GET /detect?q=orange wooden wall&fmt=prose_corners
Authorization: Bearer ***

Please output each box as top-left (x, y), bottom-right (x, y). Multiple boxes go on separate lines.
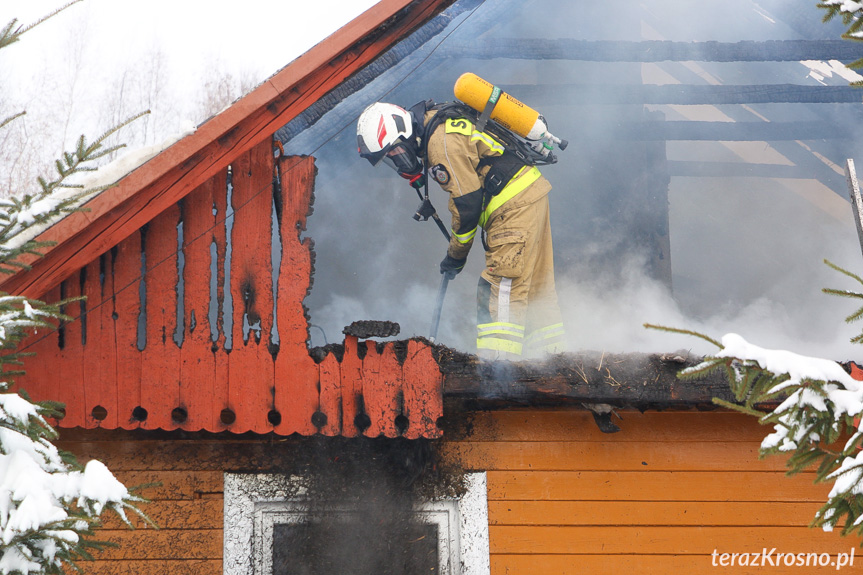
top-left (60, 409), bottom-right (858, 575)
top-left (444, 410), bottom-right (855, 575)
top-left (14, 141), bottom-right (442, 438)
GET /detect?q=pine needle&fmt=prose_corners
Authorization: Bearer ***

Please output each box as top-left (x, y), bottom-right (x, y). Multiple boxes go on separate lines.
top-left (643, 323), bottom-right (722, 349)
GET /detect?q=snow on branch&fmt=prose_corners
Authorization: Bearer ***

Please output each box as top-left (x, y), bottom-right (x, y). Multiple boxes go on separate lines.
top-left (649, 258), bottom-right (863, 537)
top-left (0, 6), bottom-right (154, 574)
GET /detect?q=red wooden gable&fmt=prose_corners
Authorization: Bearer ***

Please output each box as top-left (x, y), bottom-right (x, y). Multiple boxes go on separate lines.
top-left (15, 140), bottom-right (442, 437)
top-left (1, 1), bottom-right (458, 438)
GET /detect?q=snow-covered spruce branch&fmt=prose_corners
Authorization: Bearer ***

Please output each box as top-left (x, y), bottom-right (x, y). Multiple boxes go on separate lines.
top-left (646, 321), bottom-right (863, 537)
top-left (1, 6), bottom-right (153, 574)
top-left (0, 287), bottom-right (151, 575)
top-left (819, 1), bottom-right (863, 71)
top-left (0, 109), bottom-right (149, 274)
top-left (0, 392), bottom-right (152, 575)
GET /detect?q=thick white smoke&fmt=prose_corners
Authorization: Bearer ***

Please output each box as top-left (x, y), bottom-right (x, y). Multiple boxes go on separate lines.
top-left (299, 0), bottom-right (863, 363)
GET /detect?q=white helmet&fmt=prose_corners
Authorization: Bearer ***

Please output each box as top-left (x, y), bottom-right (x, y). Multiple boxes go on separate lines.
top-left (357, 102), bottom-right (423, 183)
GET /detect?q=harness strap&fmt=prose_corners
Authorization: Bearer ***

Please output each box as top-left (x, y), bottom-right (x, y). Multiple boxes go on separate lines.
top-left (478, 150), bottom-right (526, 198)
top-left (476, 85), bottom-right (502, 133)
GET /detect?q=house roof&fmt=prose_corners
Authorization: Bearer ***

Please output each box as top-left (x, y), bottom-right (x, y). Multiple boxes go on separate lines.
top-left (6, 0), bottom-right (824, 439)
top-left (0, 0), bottom-right (456, 300)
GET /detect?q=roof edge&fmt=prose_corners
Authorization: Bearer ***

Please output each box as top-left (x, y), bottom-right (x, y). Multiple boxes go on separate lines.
top-left (438, 348), bottom-right (763, 410)
top-left (1, 0), bottom-right (456, 298)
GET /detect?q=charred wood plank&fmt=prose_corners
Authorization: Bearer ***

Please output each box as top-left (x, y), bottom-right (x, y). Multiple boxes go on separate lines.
top-left (667, 161), bottom-right (820, 179)
top-left (446, 38), bottom-right (860, 62)
top-left (666, 158), bottom-right (846, 197)
top-left (503, 84), bottom-right (863, 106)
top-left (273, 156), bottom-right (319, 436)
top-left (227, 140), bottom-right (276, 434)
top-left (437, 348), bottom-right (741, 410)
top-left (613, 120), bottom-right (852, 141)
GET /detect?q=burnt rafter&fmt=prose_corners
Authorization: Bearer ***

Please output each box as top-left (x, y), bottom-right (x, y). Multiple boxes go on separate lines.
top-left (667, 161), bottom-right (822, 179)
top-left (611, 120), bottom-right (853, 141)
top-left (445, 38), bottom-right (861, 62)
top-left (503, 84), bottom-right (863, 106)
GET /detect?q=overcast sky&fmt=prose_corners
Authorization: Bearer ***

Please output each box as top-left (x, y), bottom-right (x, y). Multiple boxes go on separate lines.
top-left (4, 1), bottom-right (378, 85)
top-left (0, 0), bottom-right (380, 196)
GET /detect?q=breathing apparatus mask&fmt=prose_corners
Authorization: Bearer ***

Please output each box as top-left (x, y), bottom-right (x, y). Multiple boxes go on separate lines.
top-left (362, 136), bottom-right (425, 188)
top-left (357, 101), bottom-right (453, 239)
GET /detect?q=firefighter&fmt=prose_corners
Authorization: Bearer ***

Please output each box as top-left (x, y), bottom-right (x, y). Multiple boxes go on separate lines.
top-left (356, 101), bottom-right (566, 360)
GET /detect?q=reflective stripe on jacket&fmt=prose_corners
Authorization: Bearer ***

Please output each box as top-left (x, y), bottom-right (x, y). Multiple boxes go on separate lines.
top-left (424, 114), bottom-right (549, 262)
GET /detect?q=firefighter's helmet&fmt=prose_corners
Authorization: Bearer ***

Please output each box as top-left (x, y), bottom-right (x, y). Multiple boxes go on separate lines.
top-left (357, 102), bottom-right (423, 181)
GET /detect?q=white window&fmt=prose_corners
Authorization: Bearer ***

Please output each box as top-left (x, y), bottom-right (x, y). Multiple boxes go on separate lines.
top-left (224, 472), bottom-right (489, 575)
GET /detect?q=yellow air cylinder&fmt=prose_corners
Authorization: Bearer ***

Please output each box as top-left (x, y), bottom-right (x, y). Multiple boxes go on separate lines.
top-left (453, 72), bottom-right (548, 140)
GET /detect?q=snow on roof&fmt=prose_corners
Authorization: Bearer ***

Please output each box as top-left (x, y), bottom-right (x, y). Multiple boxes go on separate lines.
top-left (3, 123), bottom-right (196, 256)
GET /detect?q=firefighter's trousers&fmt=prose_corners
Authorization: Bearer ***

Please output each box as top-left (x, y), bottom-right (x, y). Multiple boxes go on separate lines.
top-left (476, 193), bottom-right (565, 359)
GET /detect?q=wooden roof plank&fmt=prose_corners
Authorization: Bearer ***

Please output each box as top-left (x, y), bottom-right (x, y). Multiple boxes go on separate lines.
top-left (140, 204), bottom-right (182, 431)
top-left (340, 335), bottom-right (363, 437)
top-left (273, 155), bottom-right (318, 436)
top-left (13, 285), bottom-right (61, 412)
top-left (83, 257), bottom-right (116, 428)
top-left (58, 274), bottom-right (86, 428)
top-left (112, 231), bottom-right (143, 430)
top-left (97, 253), bottom-right (120, 429)
top-left (362, 342), bottom-right (402, 438)
top-left (179, 176), bottom-right (223, 432)
top-left (226, 139), bottom-right (277, 434)
top-left (402, 340), bottom-right (443, 439)
top-left (211, 173), bottom-right (231, 430)
top-left (317, 353), bottom-right (342, 436)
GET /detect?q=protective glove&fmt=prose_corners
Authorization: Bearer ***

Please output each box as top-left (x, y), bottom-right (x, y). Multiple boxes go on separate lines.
top-left (440, 254), bottom-right (466, 279)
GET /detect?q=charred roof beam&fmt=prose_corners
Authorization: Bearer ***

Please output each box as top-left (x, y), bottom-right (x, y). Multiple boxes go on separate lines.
top-left (612, 120), bottom-right (852, 141)
top-left (502, 84), bottom-right (863, 106)
top-left (446, 38), bottom-right (861, 62)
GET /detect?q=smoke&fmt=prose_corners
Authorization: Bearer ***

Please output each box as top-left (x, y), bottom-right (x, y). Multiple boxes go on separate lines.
top-left (294, 0), bottom-right (863, 362)
top-left (556, 246), bottom-right (863, 359)
top-left (270, 437), bottom-right (465, 575)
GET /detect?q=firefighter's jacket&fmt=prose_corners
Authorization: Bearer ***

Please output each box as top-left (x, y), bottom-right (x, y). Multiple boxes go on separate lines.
top-left (423, 113), bottom-right (552, 261)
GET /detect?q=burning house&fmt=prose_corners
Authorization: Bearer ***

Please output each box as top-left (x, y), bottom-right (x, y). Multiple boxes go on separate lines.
top-left (6, 0), bottom-right (863, 573)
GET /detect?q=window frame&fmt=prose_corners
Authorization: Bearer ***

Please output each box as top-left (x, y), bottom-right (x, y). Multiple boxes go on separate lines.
top-left (223, 471), bottom-right (490, 575)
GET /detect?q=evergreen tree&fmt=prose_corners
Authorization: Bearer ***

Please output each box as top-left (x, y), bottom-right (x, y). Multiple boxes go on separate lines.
top-left (0, 4), bottom-right (150, 574)
top-left (819, 0), bottom-right (863, 72)
top-left (648, 260), bottom-right (863, 538)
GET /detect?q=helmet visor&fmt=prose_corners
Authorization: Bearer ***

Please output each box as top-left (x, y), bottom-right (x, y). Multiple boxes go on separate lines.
top-left (380, 141), bottom-right (422, 178)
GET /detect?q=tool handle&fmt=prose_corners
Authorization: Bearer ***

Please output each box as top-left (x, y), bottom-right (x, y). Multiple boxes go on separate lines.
top-left (432, 213), bottom-right (451, 241)
top-left (429, 272), bottom-right (450, 343)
